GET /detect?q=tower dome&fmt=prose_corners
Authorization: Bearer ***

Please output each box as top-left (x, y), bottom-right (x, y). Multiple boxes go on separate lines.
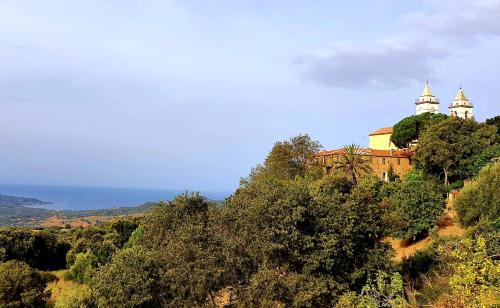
top-left (449, 87), bottom-right (474, 119)
top-left (415, 82), bottom-right (440, 115)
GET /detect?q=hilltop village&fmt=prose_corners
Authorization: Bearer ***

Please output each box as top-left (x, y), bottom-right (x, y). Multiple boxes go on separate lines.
top-left (315, 84), bottom-right (476, 181)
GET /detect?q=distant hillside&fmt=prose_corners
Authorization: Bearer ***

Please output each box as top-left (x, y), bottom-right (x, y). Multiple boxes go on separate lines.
top-left (0, 194), bottom-right (52, 206)
top-left (0, 202), bottom-right (156, 227)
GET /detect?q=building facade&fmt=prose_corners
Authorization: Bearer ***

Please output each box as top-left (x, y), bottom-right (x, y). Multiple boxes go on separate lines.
top-left (369, 127), bottom-right (397, 150)
top-left (314, 82), bottom-right (477, 181)
top-left (415, 83), bottom-right (440, 115)
top-left (449, 88), bottom-right (474, 119)
top-left (315, 148), bottom-right (413, 181)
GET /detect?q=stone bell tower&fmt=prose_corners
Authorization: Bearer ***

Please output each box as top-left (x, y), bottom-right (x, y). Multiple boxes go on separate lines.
top-left (415, 81), bottom-right (440, 115)
top-left (449, 87), bottom-right (474, 119)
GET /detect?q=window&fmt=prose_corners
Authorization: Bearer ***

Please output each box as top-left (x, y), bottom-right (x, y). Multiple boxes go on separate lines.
top-left (381, 158), bottom-right (386, 164)
top-left (465, 111), bottom-right (468, 119)
top-left (397, 158), bottom-right (401, 165)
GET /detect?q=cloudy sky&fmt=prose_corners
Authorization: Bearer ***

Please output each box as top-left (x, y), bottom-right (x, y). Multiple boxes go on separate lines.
top-left (1, 0), bottom-right (499, 192)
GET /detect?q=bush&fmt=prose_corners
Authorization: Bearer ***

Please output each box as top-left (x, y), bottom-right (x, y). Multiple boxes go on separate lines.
top-left (439, 236), bottom-right (500, 307)
top-left (455, 162), bottom-right (500, 227)
top-left (55, 284), bottom-right (95, 308)
top-left (0, 260), bottom-right (51, 307)
top-left (0, 228), bottom-right (69, 270)
top-left (68, 252), bottom-right (97, 284)
top-left (91, 247), bottom-right (168, 308)
top-left (336, 271), bottom-right (406, 308)
top-left (390, 178), bottom-right (446, 240)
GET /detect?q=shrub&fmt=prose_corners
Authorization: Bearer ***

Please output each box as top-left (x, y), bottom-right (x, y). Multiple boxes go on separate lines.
top-left (455, 162), bottom-right (500, 227)
top-left (55, 284), bottom-right (95, 308)
top-left (335, 271), bottom-right (406, 308)
top-left (0, 228), bottom-right (69, 270)
top-left (91, 247), bottom-right (168, 308)
top-left (0, 260), bottom-right (51, 307)
top-left (439, 236), bottom-right (500, 307)
top-left (390, 178), bottom-right (446, 240)
top-left (68, 252), bottom-right (97, 284)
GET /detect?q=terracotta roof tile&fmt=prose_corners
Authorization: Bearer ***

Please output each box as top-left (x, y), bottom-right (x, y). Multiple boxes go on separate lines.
top-left (369, 127), bottom-right (393, 136)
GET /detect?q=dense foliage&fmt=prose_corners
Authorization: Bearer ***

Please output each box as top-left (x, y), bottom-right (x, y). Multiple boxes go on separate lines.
top-left (455, 162), bottom-right (500, 227)
top-left (391, 112), bottom-right (447, 148)
top-left (415, 117), bottom-right (497, 185)
top-left (387, 174), bottom-right (446, 240)
top-left (1, 118), bottom-right (499, 307)
top-left (0, 260), bottom-right (53, 307)
top-left (0, 228), bottom-right (69, 270)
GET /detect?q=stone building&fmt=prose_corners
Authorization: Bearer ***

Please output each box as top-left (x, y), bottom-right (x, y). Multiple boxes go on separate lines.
top-left (315, 148), bottom-right (413, 181)
top-left (314, 82), bottom-right (477, 181)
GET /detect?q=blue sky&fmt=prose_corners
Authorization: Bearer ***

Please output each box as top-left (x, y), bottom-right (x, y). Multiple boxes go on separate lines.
top-left (1, 0), bottom-right (499, 192)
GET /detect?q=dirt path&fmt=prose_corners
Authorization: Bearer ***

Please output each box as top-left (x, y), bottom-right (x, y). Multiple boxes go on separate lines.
top-left (387, 193), bottom-right (464, 261)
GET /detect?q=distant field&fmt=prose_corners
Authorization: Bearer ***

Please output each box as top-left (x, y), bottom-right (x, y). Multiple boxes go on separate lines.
top-left (0, 202), bottom-right (153, 227)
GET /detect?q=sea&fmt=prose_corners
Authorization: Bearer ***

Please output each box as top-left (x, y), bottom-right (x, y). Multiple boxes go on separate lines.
top-left (0, 184), bottom-right (231, 211)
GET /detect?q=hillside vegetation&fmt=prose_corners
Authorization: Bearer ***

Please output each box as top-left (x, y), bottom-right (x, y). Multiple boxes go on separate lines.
top-left (0, 115), bottom-right (499, 307)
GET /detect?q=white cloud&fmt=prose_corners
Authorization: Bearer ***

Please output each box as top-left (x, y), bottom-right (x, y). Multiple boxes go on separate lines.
top-left (297, 0), bottom-right (500, 89)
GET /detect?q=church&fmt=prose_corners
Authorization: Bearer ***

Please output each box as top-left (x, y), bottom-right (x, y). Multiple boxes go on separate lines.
top-left (315, 84), bottom-right (476, 181)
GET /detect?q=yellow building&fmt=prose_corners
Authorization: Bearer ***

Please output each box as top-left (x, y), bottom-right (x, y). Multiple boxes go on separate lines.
top-left (368, 127), bottom-right (398, 150)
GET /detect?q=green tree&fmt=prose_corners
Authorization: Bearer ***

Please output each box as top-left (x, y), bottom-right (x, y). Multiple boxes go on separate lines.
top-left (0, 228), bottom-right (69, 270)
top-left (389, 176), bottom-right (445, 240)
top-left (68, 252), bottom-right (97, 284)
top-left (455, 162), bottom-right (500, 227)
top-left (333, 144), bottom-right (373, 184)
top-left (391, 113), bottom-right (447, 148)
top-left (415, 117), bottom-right (497, 185)
top-left (391, 115), bottom-right (418, 148)
top-left (138, 193), bottom-right (227, 306)
top-left (0, 260), bottom-right (51, 307)
top-left (91, 247), bottom-right (168, 308)
top-left (439, 236), bottom-right (500, 307)
top-left (485, 115), bottom-right (500, 136)
top-left (336, 271), bottom-right (406, 308)
top-left (222, 176), bottom-right (391, 305)
top-left (249, 134), bottom-right (322, 181)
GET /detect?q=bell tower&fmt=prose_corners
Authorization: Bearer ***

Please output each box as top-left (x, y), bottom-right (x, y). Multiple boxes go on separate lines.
top-left (415, 81), bottom-right (440, 115)
top-left (449, 87), bottom-right (474, 119)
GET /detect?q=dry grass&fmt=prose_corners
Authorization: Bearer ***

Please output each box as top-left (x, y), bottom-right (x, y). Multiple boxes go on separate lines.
top-left (387, 197), bottom-right (464, 262)
top-left (39, 213), bottom-right (143, 228)
top-left (46, 270), bottom-right (80, 306)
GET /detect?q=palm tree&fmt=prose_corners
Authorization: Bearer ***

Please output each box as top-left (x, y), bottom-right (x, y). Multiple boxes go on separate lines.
top-left (333, 144), bottom-right (372, 184)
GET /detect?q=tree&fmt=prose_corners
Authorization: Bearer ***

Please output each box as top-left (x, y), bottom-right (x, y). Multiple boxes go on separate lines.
top-left (333, 144), bottom-right (372, 184)
top-left (68, 252), bottom-right (97, 284)
top-left (250, 134), bottom-right (322, 181)
top-left (455, 162), bottom-right (500, 227)
top-left (389, 175), bottom-right (445, 240)
top-left (391, 115), bottom-right (419, 148)
top-left (415, 117), bottom-right (497, 185)
top-left (336, 271), bottom-right (406, 308)
top-left (137, 193), bottom-right (227, 306)
top-left (485, 115), bottom-right (500, 136)
top-left (222, 175), bottom-right (391, 305)
top-left (91, 247), bottom-right (168, 308)
top-left (0, 228), bottom-right (69, 270)
top-left (391, 113), bottom-right (448, 148)
top-left (0, 260), bottom-right (52, 307)
top-left (438, 237), bottom-right (500, 307)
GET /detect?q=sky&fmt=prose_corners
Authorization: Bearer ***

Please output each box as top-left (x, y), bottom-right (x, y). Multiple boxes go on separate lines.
top-left (1, 0), bottom-right (499, 192)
